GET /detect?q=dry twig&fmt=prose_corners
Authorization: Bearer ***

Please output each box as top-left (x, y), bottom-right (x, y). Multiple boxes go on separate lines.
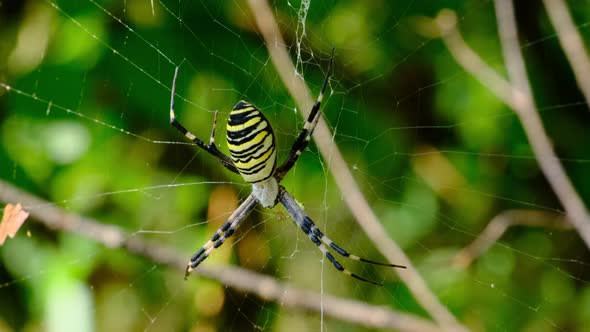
top-left (435, 6), bottom-right (590, 248)
top-left (0, 179), bottom-right (441, 332)
top-left (454, 210), bottom-right (570, 268)
top-left (543, 0), bottom-right (590, 110)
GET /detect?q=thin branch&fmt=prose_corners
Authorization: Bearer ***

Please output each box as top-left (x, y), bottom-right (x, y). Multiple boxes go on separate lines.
top-left (434, 11), bottom-right (518, 109)
top-left (543, 0), bottom-right (590, 111)
top-left (496, 0), bottom-right (590, 246)
top-left (0, 179), bottom-right (441, 332)
top-left (245, 1), bottom-right (468, 331)
top-left (495, 0), bottom-right (533, 102)
top-left (435, 7), bottom-right (590, 248)
top-left (454, 210), bottom-right (571, 268)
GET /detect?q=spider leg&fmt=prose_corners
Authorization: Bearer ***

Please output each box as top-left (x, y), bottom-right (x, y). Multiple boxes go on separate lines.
top-left (309, 223), bottom-right (406, 268)
top-left (278, 187), bottom-right (402, 286)
top-left (276, 48), bottom-right (335, 180)
top-left (169, 67), bottom-right (239, 174)
top-left (302, 217), bottom-right (384, 286)
top-left (185, 194), bottom-right (259, 279)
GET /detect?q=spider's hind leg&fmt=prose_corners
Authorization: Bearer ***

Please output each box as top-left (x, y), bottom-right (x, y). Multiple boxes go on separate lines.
top-left (184, 194), bottom-right (259, 279)
top-left (300, 216), bottom-right (385, 286)
top-left (278, 187), bottom-right (405, 286)
top-left (309, 221), bottom-right (406, 268)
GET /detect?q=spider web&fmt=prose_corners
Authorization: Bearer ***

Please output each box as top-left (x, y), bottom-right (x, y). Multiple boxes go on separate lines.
top-left (1, 1), bottom-right (590, 331)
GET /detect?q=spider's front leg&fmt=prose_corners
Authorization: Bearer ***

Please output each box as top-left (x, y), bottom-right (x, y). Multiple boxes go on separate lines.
top-left (169, 67), bottom-right (239, 174)
top-left (275, 48), bottom-right (334, 181)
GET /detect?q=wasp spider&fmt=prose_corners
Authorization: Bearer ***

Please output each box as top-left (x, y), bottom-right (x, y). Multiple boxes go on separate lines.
top-left (169, 49), bottom-right (405, 285)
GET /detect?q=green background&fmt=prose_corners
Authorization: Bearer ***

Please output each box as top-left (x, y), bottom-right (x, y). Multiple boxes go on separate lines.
top-left (1, 1), bottom-right (590, 331)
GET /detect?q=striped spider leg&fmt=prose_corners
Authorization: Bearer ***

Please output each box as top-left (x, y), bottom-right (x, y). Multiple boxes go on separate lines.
top-left (275, 47), bottom-right (334, 181)
top-left (169, 67), bottom-right (239, 174)
top-left (184, 194), bottom-right (258, 278)
top-left (278, 187), bottom-right (405, 286)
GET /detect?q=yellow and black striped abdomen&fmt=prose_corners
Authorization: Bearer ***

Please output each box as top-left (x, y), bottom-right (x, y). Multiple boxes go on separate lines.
top-left (226, 101), bottom-right (277, 183)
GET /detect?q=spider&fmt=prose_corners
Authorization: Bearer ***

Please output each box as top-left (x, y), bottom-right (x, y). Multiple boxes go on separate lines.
top-left (169, 49), bottom-right (405, 286)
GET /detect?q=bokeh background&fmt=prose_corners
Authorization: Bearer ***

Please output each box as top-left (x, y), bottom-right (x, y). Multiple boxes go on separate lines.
top-left (1, 0), bottom-right (590, 331)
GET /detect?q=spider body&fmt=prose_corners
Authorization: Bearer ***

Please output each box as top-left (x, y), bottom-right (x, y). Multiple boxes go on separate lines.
top-left (226, 101), bottom-right (278, 207)
top-left (169, 49), bottom-right (405, 285)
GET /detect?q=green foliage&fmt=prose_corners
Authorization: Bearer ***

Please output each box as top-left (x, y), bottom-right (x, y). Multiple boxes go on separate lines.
top-left (1, 1), bottom-right (589, 331)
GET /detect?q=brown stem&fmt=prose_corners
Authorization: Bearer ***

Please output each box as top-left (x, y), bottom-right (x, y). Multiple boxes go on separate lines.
top-left (454, 209), bottom-right (570, 268)
top-left (543, 0), bottom-right (590, 111)
top-left (0, 178), bottom-right (441, 332)
top-left (435, 7), bottom-right (590, 249)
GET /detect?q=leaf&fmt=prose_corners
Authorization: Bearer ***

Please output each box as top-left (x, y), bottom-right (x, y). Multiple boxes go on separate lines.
top-left (0, 203), bottom-right (29, 245)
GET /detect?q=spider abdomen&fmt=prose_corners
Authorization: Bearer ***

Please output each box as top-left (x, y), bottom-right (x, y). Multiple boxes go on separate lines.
top-left (226, 101), bottom-right (277, 184)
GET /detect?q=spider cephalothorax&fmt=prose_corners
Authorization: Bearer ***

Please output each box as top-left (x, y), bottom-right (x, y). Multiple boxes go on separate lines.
top-left (169, 49), bottom-right (405, 285)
